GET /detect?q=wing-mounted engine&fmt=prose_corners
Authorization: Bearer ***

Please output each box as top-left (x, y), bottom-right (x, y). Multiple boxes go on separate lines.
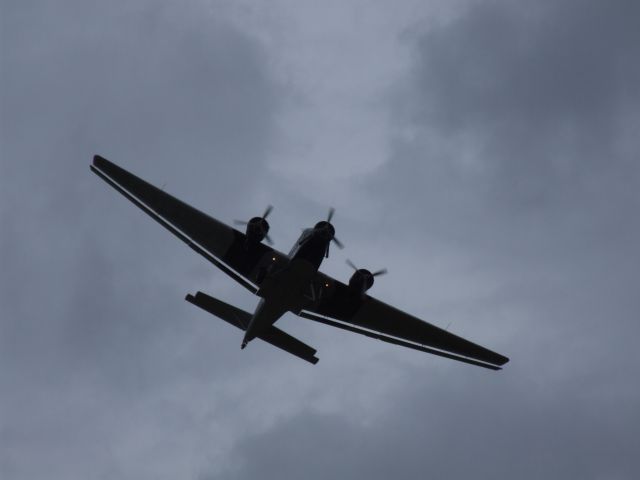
top-left (346, 259), bottom-right (387, 295)
top-left (234, 205), bottom-right (274, 246)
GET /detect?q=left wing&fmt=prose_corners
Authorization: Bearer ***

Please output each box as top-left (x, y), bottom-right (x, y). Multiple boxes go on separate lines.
top-left (299, 273), bottom-right (509, 370)
top-left (91, 155), bottom-right (288, 292)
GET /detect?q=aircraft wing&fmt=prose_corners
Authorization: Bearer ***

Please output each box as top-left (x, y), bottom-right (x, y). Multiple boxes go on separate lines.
top-left (299, 274), bottom-right (509, 370)
top-left (91, 155), bottom-right (285, 293)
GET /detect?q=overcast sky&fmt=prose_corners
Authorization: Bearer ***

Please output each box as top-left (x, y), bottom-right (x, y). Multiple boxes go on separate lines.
top-left (2, 0), bottom-right (639, 478)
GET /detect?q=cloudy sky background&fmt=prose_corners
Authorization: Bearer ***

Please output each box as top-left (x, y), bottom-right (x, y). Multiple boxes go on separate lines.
top-left (2, 0), bottom-right (639, 478)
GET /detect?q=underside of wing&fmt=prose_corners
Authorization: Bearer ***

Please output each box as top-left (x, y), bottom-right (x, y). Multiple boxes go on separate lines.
top-left (91, 155), bottom-right (285, 292)
top-left (299, 311), bottom-right (502, 370)
top-left (302, 276), bottom-right (508, 369)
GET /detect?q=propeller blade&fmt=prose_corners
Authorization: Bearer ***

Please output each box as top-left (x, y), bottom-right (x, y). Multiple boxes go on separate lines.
top-left (265, 234), bottom-right (274, 246)
top-left (372, 268), bottom-right (388, 277)
top-left (327, 207), bottom-right (335, 223)
top-left (262, 205), bottom-right (273, 219)
top-left (234, 220), bottom-right (248, 226)
top-left (325, 242), bottom-right (330, 258)
top-left (332, 236), bottom-right (344, 249)
top-left (346, 259), bottom-right (358, 271)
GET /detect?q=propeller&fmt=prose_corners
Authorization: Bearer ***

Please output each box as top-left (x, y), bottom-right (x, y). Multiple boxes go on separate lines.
top-left (346, 259), bottom-right (387, 277)
top-left (234, 205), bottom-right (274, 245)
top-left (321, 207), bottom-right (343, 258)
top-left (346, 259), bottom-right (387, 293)
top-left (327, 207), bottom-right (335, 223)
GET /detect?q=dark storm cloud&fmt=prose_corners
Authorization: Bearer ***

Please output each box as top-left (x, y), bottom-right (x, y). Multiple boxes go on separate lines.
top-left (221, 374), bottom-right (638, 480)
top-left (363, 0), bottom-right (640, 279)
top-left (383, 0), bottom-right (640, 213)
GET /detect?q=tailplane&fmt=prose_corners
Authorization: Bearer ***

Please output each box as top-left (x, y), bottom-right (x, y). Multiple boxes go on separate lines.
top-left (186, 291), bottom-right (319, 365)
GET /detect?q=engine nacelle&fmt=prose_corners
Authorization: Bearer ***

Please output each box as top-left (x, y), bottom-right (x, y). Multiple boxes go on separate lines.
top-left (245, 216), bottom-right (270, 244)
top-left (348, 269), bottom-right (375, 295)
top-left (313, 220), bottom-right (336, 241)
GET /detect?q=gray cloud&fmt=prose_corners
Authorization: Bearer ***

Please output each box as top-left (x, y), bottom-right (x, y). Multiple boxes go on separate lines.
top-left (221, 375), bottom-right (638, 480)
top-left (2, 1), bottom-right (284, 478)
top-left (2, 0), bottom-right (639, 479)
top-left (223, 1), bottom-right (640, 478)
top-left (379, 0), bottom-right (640, 213)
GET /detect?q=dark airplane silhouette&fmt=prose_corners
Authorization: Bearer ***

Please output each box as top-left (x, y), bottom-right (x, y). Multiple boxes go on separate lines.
top-left (91, 155), bottom-right (509, 369)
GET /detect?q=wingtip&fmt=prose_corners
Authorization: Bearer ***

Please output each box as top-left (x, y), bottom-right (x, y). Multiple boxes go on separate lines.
top-left (495, 354), bottom-right (510, 366)
top-left (92, 154), bottom-right (107, 167)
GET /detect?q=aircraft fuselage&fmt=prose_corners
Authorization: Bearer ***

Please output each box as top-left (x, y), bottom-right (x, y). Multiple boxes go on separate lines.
top-left (241, 228), bottom-right (331, 347)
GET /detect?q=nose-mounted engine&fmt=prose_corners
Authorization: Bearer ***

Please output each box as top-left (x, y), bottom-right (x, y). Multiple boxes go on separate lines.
top-left (314, 220), bottom-right (335, 241)
top-left (346, 259), bottom-right (387, 295)
top-left (314, 208), bottom-right (343, 258)
top-left (234, 205), bottom-right (273, 246)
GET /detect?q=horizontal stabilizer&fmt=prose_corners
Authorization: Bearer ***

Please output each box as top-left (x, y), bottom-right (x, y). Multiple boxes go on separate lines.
top-left (186, 291), bottom-right (252, 330)
top-left (186, 291), bottom-right (319, 364)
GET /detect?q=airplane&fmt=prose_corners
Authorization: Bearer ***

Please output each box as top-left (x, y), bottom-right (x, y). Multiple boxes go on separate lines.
top-left (90, 155), bottom-right (509, 370)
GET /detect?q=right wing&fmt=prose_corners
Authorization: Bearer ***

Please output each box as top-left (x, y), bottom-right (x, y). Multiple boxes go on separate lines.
top-left (300, 273), bottom-right (508, 370)
top-left (91, 155), bottom-right (288, 293)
